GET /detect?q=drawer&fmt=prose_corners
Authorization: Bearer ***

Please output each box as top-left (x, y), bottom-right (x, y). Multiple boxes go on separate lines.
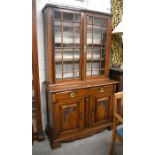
top-left (53, 85), bottom-right (113, 101)
top-left (55, 89), bottom-right (83, 101)
top-left (84, 85), bottom-right (113, 95)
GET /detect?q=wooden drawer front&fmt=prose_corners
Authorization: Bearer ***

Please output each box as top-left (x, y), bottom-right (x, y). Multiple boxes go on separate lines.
top-left (84, 85), bottom-right (113, 95)
top-left (55, 89), bottom-right (83, 101)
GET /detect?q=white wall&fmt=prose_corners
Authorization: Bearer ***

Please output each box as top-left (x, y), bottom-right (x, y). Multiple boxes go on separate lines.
top-left (36, 0), bottom-right (112, 130)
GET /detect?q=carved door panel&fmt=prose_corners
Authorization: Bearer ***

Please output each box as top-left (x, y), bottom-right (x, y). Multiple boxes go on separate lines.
top-left (56, 98), bottom-right (84, 136)
top-left (91, 93), bottom-right (112, 126)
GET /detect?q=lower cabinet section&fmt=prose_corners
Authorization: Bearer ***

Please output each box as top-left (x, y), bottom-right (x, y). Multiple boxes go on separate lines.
top-left (45, 81), bottom-right (117, 148)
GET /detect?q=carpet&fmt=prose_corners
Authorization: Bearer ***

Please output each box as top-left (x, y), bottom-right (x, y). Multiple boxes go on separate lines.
top-left (32, 129), bottom-right (123, 155)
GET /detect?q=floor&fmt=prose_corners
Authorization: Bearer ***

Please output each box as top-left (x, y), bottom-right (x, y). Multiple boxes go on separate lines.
top-left (32, 129), bottom-right (123, 155)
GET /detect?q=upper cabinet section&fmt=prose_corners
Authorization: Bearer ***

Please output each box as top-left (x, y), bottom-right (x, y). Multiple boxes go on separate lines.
top-left (43, 4), bottom-right (112, 84)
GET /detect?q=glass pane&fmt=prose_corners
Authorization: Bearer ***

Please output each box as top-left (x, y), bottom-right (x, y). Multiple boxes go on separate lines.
top-left (93, 26), bottom-right (101, 44)
top-left (86, 70), bottom-right (91, 77)
top-left (94, 17), bottom-right (108, 27)
top-left (86, 61), bottom-right (91, 75)
top-left (63, 22), bottom-right (73, 45)
top-left (73, 50), bottom-right (80, 61)
top-left (74, 71), bottom-right (79, 78)
top-left (93, 48), bottom-right (100, 60)
top-left (62, 49), bottom-right (80, 62)
top-left (54, 11), bottom-right (61, 20)
top-left (101, 48), bottom-right (106, 69)
top-left (87, 25), bottom-right (92, 45)
top-left (56, 73), bottom-right (62, 80)
top-left (74, 63), bottom-right (80, 70)
top-left (75, 14), bottom-right (81, 22)
top-left (64, 62), bottom-right (73, 72)
top-left (102, 29), bottom-right (107, 47)
top-left (103, 18), bottom-right (108, 27)
top-left (55, 63), bottom-right (62, 74)
top-left (73, 23), bottom-right (80, 46)
top-left (63, 72), bottom-right (73, 79)
top-left (92, 70), bottom-right (99, 76)
top-left (54, 21), bottom-right (61, 46)
top-left (92, 62), bottom-right (100, 70)
top-left (87, 48), bottom-right (92, 61)
top-left (94, 17), bottom-right (103, 25)
top-left (63, 13), bottom-right (73, 21)
top-left (87, 16), bottom-right (92, 24)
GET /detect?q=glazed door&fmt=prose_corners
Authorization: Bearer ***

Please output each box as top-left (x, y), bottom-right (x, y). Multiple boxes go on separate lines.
top-left (84, 14), bottom-right (110, 79)
top-left (91, 92), bottom-right (112, 126)
top-left (56, 98), bottom-right (84, 137)
top-left (53, 10), bottom-right (82, 81)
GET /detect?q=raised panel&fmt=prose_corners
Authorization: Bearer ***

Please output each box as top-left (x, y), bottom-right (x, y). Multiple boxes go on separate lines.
top-left (95, 97), bottom-right (109, 122)
top-left (92, 93), bottom-right (112, 126)
top-left (60, 104), bottom-right (78, 131)
top-left (56, 98), bottom-right (84, 136)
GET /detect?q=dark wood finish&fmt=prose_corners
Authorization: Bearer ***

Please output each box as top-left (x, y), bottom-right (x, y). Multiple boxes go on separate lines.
top-left (43, 4), bottom-right (118, 148)
top-left (109, 92), bottom-right (123, 155)
top-left (109, 67), bottom-right (123, 92)
top-left (32, 0), bottom-right (44, 142)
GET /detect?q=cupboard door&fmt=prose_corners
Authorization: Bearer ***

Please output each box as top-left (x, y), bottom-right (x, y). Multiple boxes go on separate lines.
top-left (56, 98), bottom-right (84, 136)
top-left (91, 93), bottom-right (112, 126)
top-left (85, 15), bottom-right (108, 78)
top-left (53, 11), bottom-right (82, 81)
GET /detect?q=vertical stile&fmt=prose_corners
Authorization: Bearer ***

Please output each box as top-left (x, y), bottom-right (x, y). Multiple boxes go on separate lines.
top-left (83, 14), bottom-right (86, 80)
top-left (91, 17), bottom-right (94, 77)
top-left (72, 14), bottom-right (75, 79)
top-left (100, 23), bottom-right (103, 76)
top-left (61, 12), bottom-right (64, 80)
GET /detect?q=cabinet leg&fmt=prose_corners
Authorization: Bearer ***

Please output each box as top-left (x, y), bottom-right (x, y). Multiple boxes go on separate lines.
top-left (107, 125), bottom-right (113, 131)
top-left (38, 131), bottom-right (45, 141)
top-left (51, 141), bottom-right (61, 148)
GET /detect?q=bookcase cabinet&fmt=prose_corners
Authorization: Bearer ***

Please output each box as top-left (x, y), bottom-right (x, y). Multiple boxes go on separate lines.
top-left (43, 4), bottom-right (118, 148)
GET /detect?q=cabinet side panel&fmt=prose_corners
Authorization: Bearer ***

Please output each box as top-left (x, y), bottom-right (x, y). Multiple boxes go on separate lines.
top-left (43, 7), bottom-right (55, 83)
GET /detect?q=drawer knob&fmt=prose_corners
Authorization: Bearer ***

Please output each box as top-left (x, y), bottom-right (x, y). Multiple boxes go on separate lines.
top-left (70, 92), bottom-right (76, 98)
top-left (99, 88), bottom-right (104, 93)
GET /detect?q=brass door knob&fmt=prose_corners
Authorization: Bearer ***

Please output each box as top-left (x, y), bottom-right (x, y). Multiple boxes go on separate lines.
top-left (69, 92), bottom-right (76, 98)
